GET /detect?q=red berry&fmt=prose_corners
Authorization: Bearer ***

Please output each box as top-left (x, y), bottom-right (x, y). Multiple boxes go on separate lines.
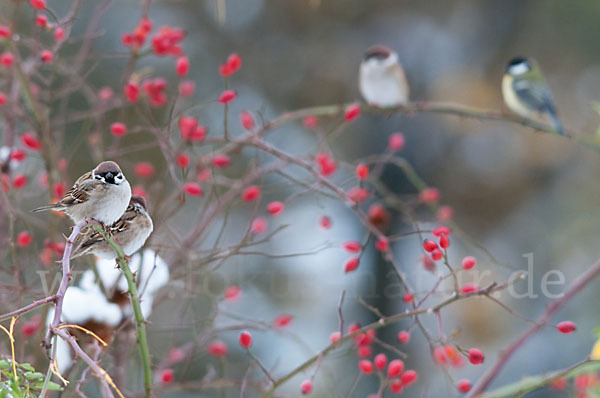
top-left (212, 154), bottom-right (231, 168)
top-left (239, 331), bottom-right (252, 348)
top-left (376, 237), bottom-right (389, 252)
top-left (160, 369), bottom-right (174, 384)
top-left (134, 162), bottom-right (155, 178)
top-left (21, 318), bottom-right (39, 336)
top-left (437, 205), bottom-right (453, 221)
top-left (401, 370), bottom-right (418, 386)
top-left (389, 378), bottom-right (403, 394)
top-left (110, 122), bottom-right (127, 136)
top-left (419, 188), bottom-right (440, 203)
top-left (468, 348), bottom-right (484, 365)
top-left (240, 111), bottom-right (254, 130)
top-left (397, 330), bottom-right (410, 344)
top-left (300, 380), bottom-right (313, 394)
top-left (319, 215), bottom-right (332, 229)
top-left (439, 234), bottom-right (449, 249)
top-left (358, 360), bottom-right (373, 374)
top-left (316, 152), bottom-right (336, 176)
top-left (457, 379), bottom-right (472, 393)
top-left (54, 27), bottom-right (65, 41)
top-left (17, 231), bottom-right (33, 247)
top-left (22, 133), bottom-right (41, 150)
top-left (175, 56), bottom-right (189, 76)
top-left (53, 182), bottom-right (66, 198)
top-left (0, 26), bottom-right (10, 39)
top-left (387, 359), bottom-right (405, 378)
top-left (329, 331), bottom-right (341, 344)
top-left (30, 0), bottom-right (46, 10)
top-left (242, 185), bottom-right (260, 202)
top-left (176, 154), bottom-right (190, 168)
top-left (343, 241), bottom-right (361, 253)
top-left (403, 292), bottom-right (414, 303)
top-left (388, 133), bottom-right (405, 151)
top-left (462, 256), bottom-right (476, 270)
top-left (433, 347), bottom-right (447, 365)
top-left (422, 255), bottom-right (436, 272)
top-left (250, 218), bottom-right (267, 234)
top-left (357, 345), bottom-right (372, 359)
top-left (179, 80), bottom-right (195, 97)
top-left (167, 348), bottom-right (185, 363)
top-left (266, 201), bottom-right (284, 216)
top-left (220, 53), bottom-right (242, 76)
top-left (178, 116), bottom-right (204, 141)
top-left (557, 321), bottom-right (576, 334)
top-left (355, 164), bottom-right (369, 180)
top-left (347, 323), bottom-right (361, 334)
top-left (344, 257), bottom-right (360, 273)
top-left (303, 115), bottom-right (317, 128)
top-left (430, 249), bottom-right (443, 261)
top-left (183, 182), bottom-right (203, 196)
top-left (273, 314), bottom-right (293, 328)
top-left (344, 104), bottom-right (361, 122)
top-left (460, 284), bottom-right (478, 294)
top-left (347, 187), bottom-right (369, 204)
top-left (224, 285), bottom-right (240, 301)
top-left (374, 353), bottom-right (387, 370)
top-left (125, 82), bottom-right (139, 102)
top-left (218, 89), bottom-right (236, 104)
top-left (36, 14), bottom-right (48, 27)
top-left (423, 239), bottom-right (438, 252)
top-left (13, 174), bottom-right (27, 189)
top-left (0, 52), bottom-right (14, 67)
top-left (0, 92), bottom-right (5, 106)
top-left (432, 226), bottom-right (451, 237)
top-left (207, 340), bottom-right (228, 357)
top-left (10, 149), bottom-right (26, 162)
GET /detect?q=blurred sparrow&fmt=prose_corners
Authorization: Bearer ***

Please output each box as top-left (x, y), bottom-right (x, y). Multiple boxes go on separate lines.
top-left (72, 195), bottom-right (153, 260)
top-left (359, 45), bottom-right (409, 107)
top-left (502, 56), bottom-right (564, 135)
top-left (33, 160), bottom-right (131, 225)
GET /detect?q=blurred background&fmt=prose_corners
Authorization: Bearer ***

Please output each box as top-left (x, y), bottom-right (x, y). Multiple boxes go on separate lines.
top-left (2, 0), bottom-right (600, 397)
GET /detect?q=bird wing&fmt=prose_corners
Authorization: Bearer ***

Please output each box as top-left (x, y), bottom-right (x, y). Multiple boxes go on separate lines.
top-left (59, 171), bottom-right (95, 206)
top-left (513, 78), bottom-right (558, 115)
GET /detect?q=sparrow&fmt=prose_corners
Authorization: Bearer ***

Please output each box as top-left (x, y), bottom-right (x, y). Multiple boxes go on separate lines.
top-left (33, 161), bottom-right (131, 225)
top-left (502, 56), bottom-right (564, 135)
top-left (71, 195), bottom-right (153, 260)
top-left (359, 45), bottom-right (410, 107)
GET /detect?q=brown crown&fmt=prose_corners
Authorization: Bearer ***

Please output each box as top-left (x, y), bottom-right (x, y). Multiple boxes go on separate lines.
top-left (95, 161), bottom-right (121, 175)
top-left (364, 45), bottom-right (392, 61)
top-left (130, 195), bottom-right (147, 209)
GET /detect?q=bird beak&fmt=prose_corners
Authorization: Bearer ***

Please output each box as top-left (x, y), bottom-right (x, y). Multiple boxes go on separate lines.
top-left (106, 172), bottom-right (113, 180)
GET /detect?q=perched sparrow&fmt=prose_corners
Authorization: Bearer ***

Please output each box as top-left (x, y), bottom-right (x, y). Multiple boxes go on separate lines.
top-left (359, 45), bottom-right (409, 107)
top-left (502, 56), bottom-right (564, 135)
top-left (71, 195), bottom-right (153, 260)
top-left (33, 161), bottom-right (131, 225)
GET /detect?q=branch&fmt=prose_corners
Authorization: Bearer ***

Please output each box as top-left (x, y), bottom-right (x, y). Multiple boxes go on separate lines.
top-left (468, 258), bottom-right (600, 397)
top-left (93, 225), bottom-right (153, 398)
top-left (262, 279), bottom-right (517, 397)
top-left (0, 294), bottom-right (58, 322)
top-left (480, 359), bottom-right (600, 398)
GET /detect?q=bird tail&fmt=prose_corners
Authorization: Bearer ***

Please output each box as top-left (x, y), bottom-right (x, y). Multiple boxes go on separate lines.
top-left (548, 112), bottom-right (565, 136)
top-left (31, 203), bottom-right (62, 213)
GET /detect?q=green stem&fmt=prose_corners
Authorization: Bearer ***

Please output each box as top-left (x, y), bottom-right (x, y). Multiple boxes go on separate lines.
top-left (93, 225), bottom-right (153, 397)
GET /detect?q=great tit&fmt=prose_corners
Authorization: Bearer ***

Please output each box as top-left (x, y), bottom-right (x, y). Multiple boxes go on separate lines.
top-left (502, 56), bottom-right (564, 135)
